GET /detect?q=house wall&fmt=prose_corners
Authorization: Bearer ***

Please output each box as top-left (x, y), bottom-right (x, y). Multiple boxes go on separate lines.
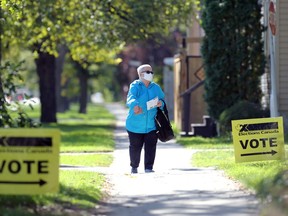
top-left (278, 0), bottom-right (288, 119)
top-left (278, 0), bottom-right (288, 115)
top-left (173, 55), bottom-right (184, 131)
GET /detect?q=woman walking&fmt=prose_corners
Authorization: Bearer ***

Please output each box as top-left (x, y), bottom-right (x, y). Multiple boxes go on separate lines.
top-left (126, 64), bottom-right (165, 174)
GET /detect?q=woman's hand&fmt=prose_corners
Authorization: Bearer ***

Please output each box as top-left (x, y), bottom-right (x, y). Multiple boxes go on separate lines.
top-left (134, 105), bottom-right (142, 114)
top-left (157, 100), bottom-right (162, 107)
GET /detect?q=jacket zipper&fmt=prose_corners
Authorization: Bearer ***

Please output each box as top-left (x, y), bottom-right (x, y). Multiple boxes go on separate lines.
top-left (146, 87), bottom-right (149, 133)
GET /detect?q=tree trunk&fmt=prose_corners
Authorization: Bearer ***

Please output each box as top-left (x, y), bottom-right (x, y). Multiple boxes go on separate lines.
top-left (55, 45), bottom-right (68, 113)
top-left (75, 63), bottom-right (88, 114)
top-left (35, 51), bottom-right (57, 123)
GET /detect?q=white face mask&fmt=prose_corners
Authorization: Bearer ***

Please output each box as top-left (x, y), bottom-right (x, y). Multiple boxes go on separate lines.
top-left (142, 73), bottom-right (153, 82)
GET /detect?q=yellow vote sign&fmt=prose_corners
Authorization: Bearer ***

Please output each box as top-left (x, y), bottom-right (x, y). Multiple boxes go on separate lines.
top-left (0, 129), bottom-right (60, 195)
top-left (232, 117), bottom-right (285, 163)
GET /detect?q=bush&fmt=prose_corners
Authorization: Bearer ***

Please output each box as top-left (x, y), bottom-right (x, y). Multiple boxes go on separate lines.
top-left (219, 100), bottom-right (269, 135)
top-left (201, 0), bottom-right (265, 121)
top-left (0, 61), bottom-right (39, 128)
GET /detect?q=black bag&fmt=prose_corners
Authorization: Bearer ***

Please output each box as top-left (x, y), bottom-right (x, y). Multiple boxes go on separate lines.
top-left (155, 101), bottom-right (174, 142)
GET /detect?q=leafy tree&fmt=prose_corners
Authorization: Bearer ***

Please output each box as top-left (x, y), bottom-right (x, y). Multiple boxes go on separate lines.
top-left (0, 62), bottom-right (39, 128)
top-left (0, 4), bottom-right (37, 128)
top-left (89, 63), bottom-right (122, 102)
top-left (1, 0), bottom-right (198, 122)
top-left (201, 0), bottom-right (265, 121)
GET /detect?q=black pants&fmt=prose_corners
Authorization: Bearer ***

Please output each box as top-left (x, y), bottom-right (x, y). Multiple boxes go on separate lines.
top-left (127, 130), bottom-right (158, 170)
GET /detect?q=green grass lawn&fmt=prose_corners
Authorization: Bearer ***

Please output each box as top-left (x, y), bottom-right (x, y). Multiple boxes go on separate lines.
top-left (177, 135), bottom-right (234, 149)
top-left (60, 153), bottom-right (113, 167)
top-left (54, 104), bottom-right (115, 153)
top-left (191, 150), bottom-right (288, 189)
top-left (0, 170), bottom-right (106, 216)
top-left (0, 103), bottom-right (116, 215)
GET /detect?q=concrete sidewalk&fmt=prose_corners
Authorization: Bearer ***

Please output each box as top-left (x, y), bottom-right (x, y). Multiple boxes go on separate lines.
top-left (98, 103), bottom-right (260, 216)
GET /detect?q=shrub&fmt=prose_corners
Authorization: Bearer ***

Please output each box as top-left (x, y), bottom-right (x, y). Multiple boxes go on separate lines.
top-left (219, 100), bottom-right (269, 135)
top-left (0, 61), bottom-right (39, 128)
top-left (201, 0), bottom-right (265, 121)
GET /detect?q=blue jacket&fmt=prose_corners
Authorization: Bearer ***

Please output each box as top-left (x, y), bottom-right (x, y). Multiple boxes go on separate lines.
top-left (126, 79), bottom-right (165, 133)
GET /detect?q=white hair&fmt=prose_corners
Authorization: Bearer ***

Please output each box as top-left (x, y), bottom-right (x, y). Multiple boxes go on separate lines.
top-left (137, 64), bottom-right (152, 77)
